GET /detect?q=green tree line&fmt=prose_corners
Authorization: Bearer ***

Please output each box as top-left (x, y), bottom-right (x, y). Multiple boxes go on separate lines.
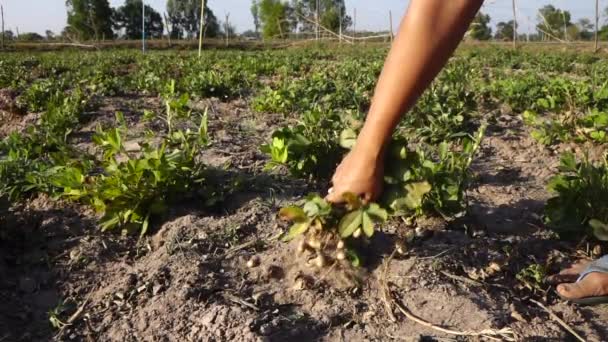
top-left (62, 0), bottom-right (223, 41)
top-left (469, 5), bottom-right (608, 42)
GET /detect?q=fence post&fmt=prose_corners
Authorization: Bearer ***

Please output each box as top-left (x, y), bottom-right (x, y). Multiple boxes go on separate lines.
top-left (315, 0), bottom-right (320, 41)
top-left (1, 5), bottom-right (4, 50)
top-left (339, 8), bottom-right (342, 44)
top-left (198, 0), bottom-right (205, 57)
top-left (353, 8), bottom-right (356, 44)
top-left (163, 13), bottom-right (171, 46)
top-left (225, 13), bottom-right (230, 45)
top-left (142, 0), bottom-right (145, 53)
top-left (511, 0), bottom-right (517, 48)
top-left (595, 0), bottom-right (599, 52)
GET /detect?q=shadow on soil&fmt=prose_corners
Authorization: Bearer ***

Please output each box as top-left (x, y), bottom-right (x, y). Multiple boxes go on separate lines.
top-left (0, 204), bottom-right (99, 342)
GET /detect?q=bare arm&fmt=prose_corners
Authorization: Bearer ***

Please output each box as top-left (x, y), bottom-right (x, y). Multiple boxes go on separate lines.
top-left (328, 0), bottom-right (483, 202)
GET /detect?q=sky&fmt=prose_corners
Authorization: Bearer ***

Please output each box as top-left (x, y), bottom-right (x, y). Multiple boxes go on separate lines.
top-left (0, 0), bottom-right (606, 36)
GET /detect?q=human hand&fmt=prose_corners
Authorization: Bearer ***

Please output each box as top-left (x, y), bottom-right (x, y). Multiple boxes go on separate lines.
top-left (326, 147), bottom-right (385, 203)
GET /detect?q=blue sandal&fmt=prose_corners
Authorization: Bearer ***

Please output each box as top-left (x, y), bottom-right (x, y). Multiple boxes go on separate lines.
top-left (558, 255), bottom-right (608, 306)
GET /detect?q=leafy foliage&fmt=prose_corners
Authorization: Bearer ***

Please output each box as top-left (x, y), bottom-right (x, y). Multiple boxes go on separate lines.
top-left (261, 110), bottom-right (354, 180)
top-left (383, 127), bottom-right (485, 219)
top-left (114, 0), bottom-right (164, 39)
top-left (545, 153), bottom-right (608, 240)
top-left (65, 0), bottom-right (114, 40)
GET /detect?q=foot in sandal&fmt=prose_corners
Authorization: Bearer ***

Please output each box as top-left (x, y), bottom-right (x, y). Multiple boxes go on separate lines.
top-left (551, 256), bottom-right (608, 306)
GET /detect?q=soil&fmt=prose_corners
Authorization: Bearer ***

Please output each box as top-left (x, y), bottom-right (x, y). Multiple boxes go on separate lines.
top-left (2, 93), bottom-right (608, 342)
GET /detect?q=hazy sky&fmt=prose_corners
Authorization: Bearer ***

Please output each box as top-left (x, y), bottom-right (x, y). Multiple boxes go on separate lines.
top-left (0, 0), bottom-right (606, 35)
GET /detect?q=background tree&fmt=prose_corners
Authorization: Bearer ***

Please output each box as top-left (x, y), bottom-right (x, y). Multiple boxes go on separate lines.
top-left (251, 0), bottom-right (260, 36)
top-left (536, 5), bottom-right (573, 40)
top-left (45, 30), bottom-right (55, 40)
top-left (66, 0), bottom-right (114, 40)
top-left (258, 0), bottom-right (290, 39)
top-left (3, 30), bottom-right (14, 41)
top-left (295, 0), bottom-right (351, 33)
top-left (576, 18), bottom-right (593, 40)
top-left (115, 0), bottom-right (164, 39)
top-left (468, 12), bottom-right (492, 40)
top-left (495, 21), bottom-right (516, 41)
top-left (166, 0), bottom-right (220, 39)
top-left (18, 32), bottom-right (44, 42)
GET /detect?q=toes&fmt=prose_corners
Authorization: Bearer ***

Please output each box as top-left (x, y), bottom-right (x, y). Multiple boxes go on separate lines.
top-left (556, 273), bottom-right (608, 300)
top-left (556, 283), bottom-right (584, 299)
top-left (546, 273), bottom-right (578, 285)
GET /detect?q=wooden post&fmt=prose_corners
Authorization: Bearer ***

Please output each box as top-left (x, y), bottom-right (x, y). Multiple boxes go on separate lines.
top-left (595, 0), bottom-right (599, 51)
top-left (339, 8), bottom-right (342, 44)
top-left (315, 0), bottom-right (320, 41)
top-left (163, 13), bottom-right (171, 46)
top-left (225, 13), bottom-right (230, 45)
top-left (142, 0), bottom-right (146, 53)
top-left (1, 5), bottom-right (4, 50)
top-left (198, 0), bottom-right (205, 57)
top-left (389, 10), bottom-right (394, 43)
top-left (562, 11), bottom-right (567, 40)
top-left (511, 0), bottom-right (517, 48)
top-left (353, 8), bottom-right (356, 44)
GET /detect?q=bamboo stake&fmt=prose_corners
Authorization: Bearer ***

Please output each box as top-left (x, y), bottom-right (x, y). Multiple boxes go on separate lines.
top-left (353, 8), bottom-right (356, 44)
top-left (339, 6), bottom-right (342, 44)
top-left (315, 0), bottom-right (319, 41)
top-left (198, 0), bottom-right (205, 57)
top-left (225, 13), bottom-right (230, 45)
top-left (511, 0), bottom-right (517, 47)
top-left (562, 11), bottom-right (568, 41)
top-left (163, 13), bottom-right (171, 46)
top-left (1, 5), bottom-right (4, 50)
top-left (142, 0), bottom-right (145, 53)
top-left (595, 0), bottom-right (599, 52)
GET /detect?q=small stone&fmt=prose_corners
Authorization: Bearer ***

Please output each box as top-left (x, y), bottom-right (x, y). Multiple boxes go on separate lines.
top-left (247, 256), bottom-right (260, 268)
top-left (152, 284), bottom-right (163, 295)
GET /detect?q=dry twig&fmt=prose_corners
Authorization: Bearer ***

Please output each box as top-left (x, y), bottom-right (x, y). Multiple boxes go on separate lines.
top-left (391, 299), bottom-right (516, 341)
top-left (529, 299), bottom-right (586, 342)
top-left (379, 251), bottom-right (516, 341)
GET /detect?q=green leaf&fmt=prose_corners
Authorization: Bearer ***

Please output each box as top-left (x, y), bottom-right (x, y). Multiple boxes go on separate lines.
top-left (402, 181), bottom-right (432, 210)
top-left (279, 206), bottom-right (308, 222)
top-left (365, 203), bottom-right (388, 222)
top-left (339, 210), bottom-right (363, 238)
top-left (140, 213), bottom-right (151, 237)
top-left (281, 221), bottom-right (311, 242)
top-left (345, 248), bottom-right (361, 267)
top-left (339, 128), bottom-right (357, 149)
top-left (362, 212), bottom-right (374, 237)
top-left (559, 152), bottom-right (577, 172)
top-left (522, 110), bottom-right (538, 126)
top-left (590, 219), bottom-right (608, 241)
